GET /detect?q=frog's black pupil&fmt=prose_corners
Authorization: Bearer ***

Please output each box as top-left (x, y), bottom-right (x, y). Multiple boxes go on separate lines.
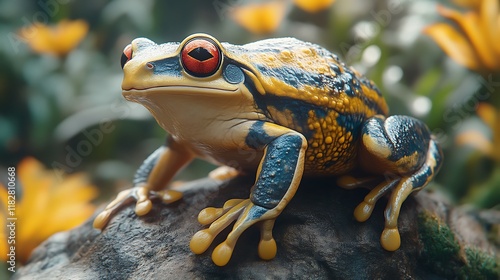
top-left (188, 47), bottom-right (214, 61)
top-left (120, 52), bottom-right (128, 69)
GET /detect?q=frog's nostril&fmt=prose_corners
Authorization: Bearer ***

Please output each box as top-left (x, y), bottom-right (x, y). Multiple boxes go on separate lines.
top-left (121, 44), bottom-right (132, 69)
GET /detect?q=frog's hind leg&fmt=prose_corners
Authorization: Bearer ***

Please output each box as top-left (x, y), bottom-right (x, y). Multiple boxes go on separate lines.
top-left (380, 139), bottom-right (442, 251)
top-left (342, 115), bottom-right (443, 251)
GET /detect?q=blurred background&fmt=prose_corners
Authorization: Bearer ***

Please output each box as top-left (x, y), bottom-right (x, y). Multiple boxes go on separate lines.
top-left (0, 0), bottom-right (499, 274)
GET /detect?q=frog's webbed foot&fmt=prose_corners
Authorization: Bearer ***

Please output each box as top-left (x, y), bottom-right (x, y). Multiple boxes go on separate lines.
top-left (190, 199), bottom-right (278, 266)
top-left (338, 176), bottom-right (399, 223)
top-left (93, 185), bottom-right (182, 230)
top-left (190, 122), bottom-right (307, 266)
top-left (94, 142), bottom-right (192, 230)
top-left (339, 115), bottom-right (443, 251)
top-left (339, 176), bottom-right (410, 251)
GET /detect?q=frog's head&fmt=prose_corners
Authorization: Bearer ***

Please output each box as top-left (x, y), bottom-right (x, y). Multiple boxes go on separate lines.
top-left (121, 33), bottom-right (262, 136)
top-left (121, 33), bottom-right (253, 97)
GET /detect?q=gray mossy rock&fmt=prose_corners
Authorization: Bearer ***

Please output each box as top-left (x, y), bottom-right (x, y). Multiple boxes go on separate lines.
top-left (13, 176), bottom-right (498, 279)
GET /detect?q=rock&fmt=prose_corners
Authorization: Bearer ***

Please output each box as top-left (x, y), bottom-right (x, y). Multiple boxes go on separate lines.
top-left (14, 176), bottom-right (498, 279)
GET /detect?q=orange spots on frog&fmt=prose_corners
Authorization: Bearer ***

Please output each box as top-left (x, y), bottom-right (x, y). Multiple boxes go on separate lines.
top-left (278, 49), bottom-right (294, 62)
top-left (301, 47), bottom-right (313, 56)
top-left (304, 110), bottom-right (355, 175)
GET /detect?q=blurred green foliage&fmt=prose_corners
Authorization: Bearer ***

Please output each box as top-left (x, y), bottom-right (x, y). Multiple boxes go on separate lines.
top-left (0, 0), bottom-right (498, 218)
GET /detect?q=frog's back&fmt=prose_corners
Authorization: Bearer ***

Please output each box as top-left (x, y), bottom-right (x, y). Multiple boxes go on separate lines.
top-left (224, 38), bottom-right (389, 175)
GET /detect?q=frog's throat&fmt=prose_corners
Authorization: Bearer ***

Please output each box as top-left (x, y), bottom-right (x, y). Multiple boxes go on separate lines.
top-left (121, 86), bottom-right (248, 128)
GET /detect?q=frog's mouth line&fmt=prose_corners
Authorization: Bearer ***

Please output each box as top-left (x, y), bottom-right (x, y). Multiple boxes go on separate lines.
top-left (122, 86), bottom-right (239, 98)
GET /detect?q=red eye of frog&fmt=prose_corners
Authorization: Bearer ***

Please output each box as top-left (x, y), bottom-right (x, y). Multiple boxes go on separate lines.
top-left (181, 38), bottom-right (221, 77)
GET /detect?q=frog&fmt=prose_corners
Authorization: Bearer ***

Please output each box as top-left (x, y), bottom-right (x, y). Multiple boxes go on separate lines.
top-left (93, 33), bottom-right (443, 266)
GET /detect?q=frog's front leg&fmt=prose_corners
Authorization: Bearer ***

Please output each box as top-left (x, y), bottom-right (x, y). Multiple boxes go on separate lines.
top-left (339, 115), bottom-right (443, 251)
top-left (190, 121), bottom-right (307, 266)
top-left (93, 136), bottom-right (194, 229)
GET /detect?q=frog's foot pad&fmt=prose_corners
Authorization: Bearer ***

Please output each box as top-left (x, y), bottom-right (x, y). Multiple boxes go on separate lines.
top-left (190, 199), bottom-right (278, 266)
top-left (93, 186), bottom-right (182, 230)
top-left (381, 227), bottom-right (401, 251)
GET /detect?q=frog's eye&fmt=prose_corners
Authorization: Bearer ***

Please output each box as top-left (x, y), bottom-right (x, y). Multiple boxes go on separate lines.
top-left (181, 38), bottom-right (221, 77)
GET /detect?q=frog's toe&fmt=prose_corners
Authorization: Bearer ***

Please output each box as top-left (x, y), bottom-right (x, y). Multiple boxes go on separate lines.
top-left (133, 186), bottom-right (153, 216)
top-left (93, 188), bottom-right (137, 229)
top-left (93, 209), bottom-right (115, 230)
top-left (197, 199), bottom-right (245, 225)
top-left (258, 219), bottom-right (277, 260)
top-left (208, 166), bottom-right (240, 181)
top-left (197, 208), bottom-right (225, 226)
top-left (190, 229), bottom-right (216, 254)
top-left (352, 179), bottom-right (399, 222)
top-left (381, 227), bottom-right (401, 251)
top-left (354, 201), bottom-right (374, 222)
top-left (378, 176), bottom-right (415, 251)
top-left (337, 175), bottom-right (380, 190)
top-left (212, 241), bottom-right (235, 266)
top-left (155, 189), bottom-right (183, 204)
top-left (258, 238), bottom-right (277, 260)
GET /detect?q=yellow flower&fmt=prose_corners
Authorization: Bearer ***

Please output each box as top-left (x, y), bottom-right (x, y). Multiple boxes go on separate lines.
top-left (231, 1), bottom-right (287, 34)
top-left (230, 0), bottom-right (336, 35)
top-left (452, 0), bottom-right (481, 9)
top-left (19, 19), bottom-right (89, 57)
top-left (424, 0), bottom-right (500, 73)
top-left (0, 157), bottom-right (98, 264)
top-left (455, 103), bottom-right (500, 161)
top-left (294, 0), bottom-right (336, 13)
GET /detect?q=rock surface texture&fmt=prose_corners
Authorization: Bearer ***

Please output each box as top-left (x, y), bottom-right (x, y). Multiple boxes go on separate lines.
top-left (14, 176), bottom-right (499, 279)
